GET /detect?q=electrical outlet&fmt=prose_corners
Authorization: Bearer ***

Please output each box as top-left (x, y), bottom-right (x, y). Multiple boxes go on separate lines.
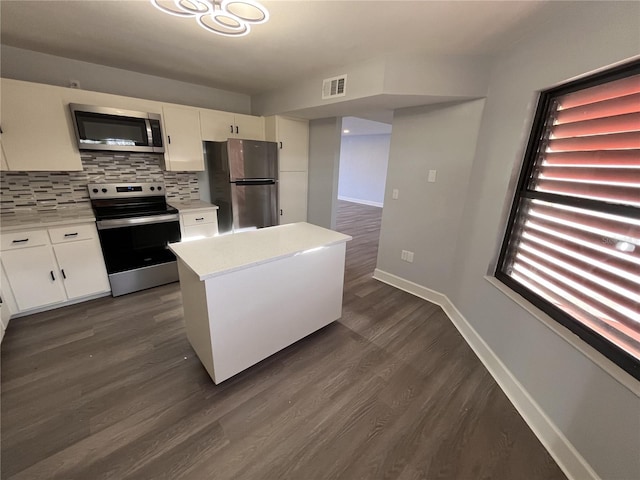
top-left (392, 188), bottom-right (399, 200)
top-left (406, 251), bottom-right (414, 263)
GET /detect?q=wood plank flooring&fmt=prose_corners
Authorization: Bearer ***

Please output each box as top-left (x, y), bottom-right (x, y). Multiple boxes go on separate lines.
top-left (1, 201), bottom-right (566, 479)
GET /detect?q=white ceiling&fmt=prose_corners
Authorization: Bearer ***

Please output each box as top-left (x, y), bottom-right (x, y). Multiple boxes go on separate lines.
top-left (0, 0), bottom-right (560, 96)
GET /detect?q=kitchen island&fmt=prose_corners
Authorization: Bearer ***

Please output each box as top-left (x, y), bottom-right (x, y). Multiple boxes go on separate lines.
top-left (169, 222), bottom-right (352, 384)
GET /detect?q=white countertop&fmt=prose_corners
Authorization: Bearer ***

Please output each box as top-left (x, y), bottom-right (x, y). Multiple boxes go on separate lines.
top-left (169, 222), bottom-right (352, 280)
top-left (0, 206), bottom-right (96, 232)
top-left (168, 200), bottom-right (219, 213)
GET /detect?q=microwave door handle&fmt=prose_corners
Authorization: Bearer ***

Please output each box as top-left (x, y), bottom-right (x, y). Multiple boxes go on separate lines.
top-left (144, 118), bottom-right (153, 147)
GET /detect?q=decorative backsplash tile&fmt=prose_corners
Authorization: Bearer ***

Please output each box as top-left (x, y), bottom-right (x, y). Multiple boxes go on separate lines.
top-left (0, 153), bottom-right (200, 215)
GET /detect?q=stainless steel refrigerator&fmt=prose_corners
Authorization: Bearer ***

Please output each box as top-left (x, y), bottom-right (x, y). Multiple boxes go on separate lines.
top-left (200, 139), bottom-right (278, 234)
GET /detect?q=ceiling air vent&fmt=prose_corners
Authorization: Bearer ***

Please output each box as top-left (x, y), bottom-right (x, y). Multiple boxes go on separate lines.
top-left (322, 75), bottom-right (347, 100)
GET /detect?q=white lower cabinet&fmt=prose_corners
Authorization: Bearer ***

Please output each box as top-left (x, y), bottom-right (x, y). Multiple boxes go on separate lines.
top-left (0, 223), bottom-right (110, 315)
top-left (53, 241), bottom-right (110, 300)
top-left (1, 245), bottom-right (66, 311)
top-left (279, 171), bottom-right (308, 224)
top-left (179, 209), bottom-right (219, 241)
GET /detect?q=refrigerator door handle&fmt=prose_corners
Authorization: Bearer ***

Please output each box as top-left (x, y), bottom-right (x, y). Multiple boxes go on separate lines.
top-left (234, 179), bottom-right (276, 186)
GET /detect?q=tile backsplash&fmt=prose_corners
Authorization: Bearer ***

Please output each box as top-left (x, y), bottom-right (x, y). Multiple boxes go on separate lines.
top-left (0, 153), bottom-right (200, 215)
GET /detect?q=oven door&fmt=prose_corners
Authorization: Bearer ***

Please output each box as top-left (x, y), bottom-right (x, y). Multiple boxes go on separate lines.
top-left (96, 216), bottom-right (181, 274)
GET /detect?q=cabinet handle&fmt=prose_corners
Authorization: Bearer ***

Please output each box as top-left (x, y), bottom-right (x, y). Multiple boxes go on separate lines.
top-left (280, 209), bottom-right (283, 216)
top-left (61, 269), bottom-right (67, 280)
top-left (50, 271), bottom-right (56, 281)
top-left (64, 232), bottom-right (78, 237)
top-left (230, 125), bottom-right (234, 134)
top-left (235, 125), bottom-right (239, 134)
top-left (12, 238), bottom-right (29, 244)
top-left (279, 141), bottom-right (283, 149)
top-left (195, 217), bottom-right (204, 221)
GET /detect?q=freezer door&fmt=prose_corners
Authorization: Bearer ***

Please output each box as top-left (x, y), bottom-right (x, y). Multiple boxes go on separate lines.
top-left (227, 139), bottom-right (278, 182)
top-left (231, 181), bottom-right (278, 231)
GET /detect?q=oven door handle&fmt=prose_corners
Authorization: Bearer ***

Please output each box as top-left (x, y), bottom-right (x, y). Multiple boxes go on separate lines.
top-left (96, 214), bottom-right (180, 230)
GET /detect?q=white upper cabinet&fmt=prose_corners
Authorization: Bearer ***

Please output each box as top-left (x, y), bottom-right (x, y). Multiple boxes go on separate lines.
top-left (0, 79), bottom-right (82, 171)
top-left (234, 113), bottom-right (265, 141)
top-left (266, 116), bottom-right (309, 171)
top-left (201, 109), bottom-right (264, 141)
top-left (59, 88), bottom-right (162, 115)
top-left (161, 105), bottom-right (204, 171)
top-left (200, 109), bottom-right (235, 141)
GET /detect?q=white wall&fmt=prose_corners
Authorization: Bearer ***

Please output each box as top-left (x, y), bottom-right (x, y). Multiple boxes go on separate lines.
top-left (338, 134), bottom-right (390, 207)
top-left (252, 54), bottom-right (490, 118)
top-left (376, 2), bottom-right (640, 479)
top-left (308, 118), bottom-right (342, 229)
top-left (0, 45), bottom-right (251, 113)
top-left (377, 100), bottom-right (485, 295)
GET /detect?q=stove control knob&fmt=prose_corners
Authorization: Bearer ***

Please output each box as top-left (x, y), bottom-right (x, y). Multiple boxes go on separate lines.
top-left (150, 186), bottom-right (155, 191)
top-left (101, 188), bottom-right (107, 193)
top-left (92, 188), bottom-right (98, 193)
top-left (158, 186), bottom-right (162, 191)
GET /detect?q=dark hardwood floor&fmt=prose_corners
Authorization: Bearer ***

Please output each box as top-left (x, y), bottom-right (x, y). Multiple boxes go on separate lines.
top-left (1, 201), bottom-right (566, 479)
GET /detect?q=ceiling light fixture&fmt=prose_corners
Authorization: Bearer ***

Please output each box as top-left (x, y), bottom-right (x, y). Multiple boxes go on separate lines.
top-left (151, 0), bottom-right (269, 37)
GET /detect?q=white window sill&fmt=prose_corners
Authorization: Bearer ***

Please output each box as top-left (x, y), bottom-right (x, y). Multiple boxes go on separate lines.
top-left (484, 275), bottom-right (640, 397)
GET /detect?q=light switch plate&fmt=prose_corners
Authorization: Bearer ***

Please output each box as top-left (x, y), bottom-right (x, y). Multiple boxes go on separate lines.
top-left (428, 170), bottom-right (437, 183)
top-left (392, 188), bottom-right (399, 200)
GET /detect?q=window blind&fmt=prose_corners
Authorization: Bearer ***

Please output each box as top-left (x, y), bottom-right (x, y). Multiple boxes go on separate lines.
top-left (497, 63), bottom-right (640, 378)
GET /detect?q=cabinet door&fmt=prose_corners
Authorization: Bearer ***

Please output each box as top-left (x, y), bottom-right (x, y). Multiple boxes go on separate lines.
top-left (279, 171), bottom-right (308, 224)
top-left (0, 79), bottom-right (82, 171)
top-left (235, 113), bottom-right (265, 141)
top-left (0, 142), bottom-right (8, 171)
top-left (200, 109), bottom-right (235, 141)
top-left (1, 264), bottom-right (16, 335)
top-left (1, 246), bottom-right (66, 311)
top-left (183, 223), bottom-right (218, 241)
top-left (277, 117), bottom-right (309, 171)
top-left (162, 105), bottom-right (204, 171)
top-left (53, 240), bottom-right (110, 300)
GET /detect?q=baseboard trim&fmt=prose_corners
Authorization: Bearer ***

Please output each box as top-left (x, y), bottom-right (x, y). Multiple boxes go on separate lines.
top-left (9, 291), bottom-right (112, 320)
top-left (337, 196), bottom-right (383, 208)
top-left (372, 268), bottom-right (598, 480)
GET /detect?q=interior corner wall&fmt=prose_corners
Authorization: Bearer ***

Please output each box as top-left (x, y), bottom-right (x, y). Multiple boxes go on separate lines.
top-left (338, 134), bottom-right (390, 207)
top-left (308, 118), bottom-right (342, 229)
top-left (0, 45), bottom-right (251, 114)
top-left (376, 2), bottom-right (639, 479)
top-left (376, 99), bottom-right (485, 295)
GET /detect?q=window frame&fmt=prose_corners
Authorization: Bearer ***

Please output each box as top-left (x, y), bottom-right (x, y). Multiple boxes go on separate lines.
top-left (495, 60), bottom-right (640, 381)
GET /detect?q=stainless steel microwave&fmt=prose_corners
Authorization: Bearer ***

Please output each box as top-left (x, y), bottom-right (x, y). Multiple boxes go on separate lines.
top-left (69, 104), bottom-right (164, 153)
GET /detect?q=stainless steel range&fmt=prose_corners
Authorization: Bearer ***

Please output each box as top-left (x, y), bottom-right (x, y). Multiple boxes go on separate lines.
top-left (88, 182), bottom-right (181, 296)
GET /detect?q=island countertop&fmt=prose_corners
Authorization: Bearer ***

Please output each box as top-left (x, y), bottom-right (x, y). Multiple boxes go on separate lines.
top-left (168, 222), bottom-right (352, 281)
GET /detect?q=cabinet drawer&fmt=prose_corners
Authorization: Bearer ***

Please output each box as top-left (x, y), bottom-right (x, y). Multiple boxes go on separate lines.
top-left (182, 210), bottom-right (217, 227)
top-left (183, 223), bottom-right (218, 241)
top-left (48, 223), bottom-right (97, 244)
top-left (1, 229), bottom-right (49, 251)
